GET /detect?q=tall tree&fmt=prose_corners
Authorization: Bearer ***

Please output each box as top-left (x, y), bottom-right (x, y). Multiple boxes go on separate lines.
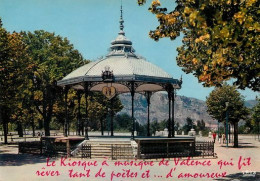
top-left (206, 84), bottom-right (248, 147)
top-left (21, 30), bottom-right (85, 136)
top-left (182, 117), bottom-right (195, 134)
top-left (197, 119), bottom-right (206, 131)
top-left (0, 18), bottom-right (30, 143)
top-left (138, 0), bottom-right (260, 91)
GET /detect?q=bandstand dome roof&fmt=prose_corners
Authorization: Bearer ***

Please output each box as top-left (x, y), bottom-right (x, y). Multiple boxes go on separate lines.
top-left (57, 5), bottom-right (182, 93)
top-left (63, 54), bottom-right (172, 80)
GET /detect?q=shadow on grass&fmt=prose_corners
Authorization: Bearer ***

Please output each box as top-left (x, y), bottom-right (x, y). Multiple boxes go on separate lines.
top-left (0, 153), bottom-right (47, 166)
top-left (214, 172), bottom-right (259, 181)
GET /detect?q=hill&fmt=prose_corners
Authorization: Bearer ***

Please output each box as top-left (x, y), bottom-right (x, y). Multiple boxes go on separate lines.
top-left (118, 92), bottom-right (257, 126)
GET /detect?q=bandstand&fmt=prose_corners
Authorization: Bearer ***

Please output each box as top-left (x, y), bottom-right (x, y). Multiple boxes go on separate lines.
top-left (18, 4), bottom-right (216, 160)
top-left (57, 5), bottom-right (182, 140)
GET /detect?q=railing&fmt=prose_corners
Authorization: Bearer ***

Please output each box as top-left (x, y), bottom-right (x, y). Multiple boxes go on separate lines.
top-left (18, 141), bottom-right (42, 155)
top-left (81, 144), bottom-right (91, 158)
top-left (137, 142), bottom-right (195, 159)
top-left (135, 139), bottom-right (215, 159)
top-left (19, 138), bottom-right (79, 157)
top-left (136, 138), bottom-right (197, 159)
top-left (71, 140), bottom-right (87, 157)
top-left (195, 141), bottom-right (215, 157)
top-left (111, 145), bottom-right (134, 160)
top-left (47, 142), bottom-right (67, 157)
top-left (18, 138), bottom-right (215, 159)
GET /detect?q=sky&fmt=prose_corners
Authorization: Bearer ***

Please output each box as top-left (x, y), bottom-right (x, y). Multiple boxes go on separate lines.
top-left (0, 0), bottom-right (258, 101)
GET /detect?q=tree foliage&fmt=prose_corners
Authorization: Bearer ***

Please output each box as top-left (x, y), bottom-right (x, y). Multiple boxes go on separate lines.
top-left (138, 0), bottom-right (260, 91)
top-left (206, 84), bottom-right (248, 123)
top-left (21, 30), bottom-right (86, 136)
top-left (0, 18), bottom-right (30, 143)
top-left (197, 119), bottom-right (206, 130)
top-left (182, 117), bottom-right (197, 134)
top-left (86, 93), bottom-right (123, 131)
top-left (206, 84), bottom-right (249, 147)
top-left (114, 113), bottom-right (132, 132)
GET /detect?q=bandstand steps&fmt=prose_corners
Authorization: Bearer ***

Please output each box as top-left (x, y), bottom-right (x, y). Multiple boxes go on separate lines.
top-left (74, 140), bottom-right (134, 159)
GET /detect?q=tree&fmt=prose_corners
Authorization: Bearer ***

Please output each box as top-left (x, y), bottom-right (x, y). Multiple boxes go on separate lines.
top-left (182, 117), bottom-right (196, 134)
top-left (206, 84), bottom-right (249, 147)
top-left (0, 18), bottom-right (30, 143)
top-left (21, 30), bottom-right (86, 136)
top-left (114, 113), bottom-right (132, 131)
top-left (89, 93), bottom-right (123, 131)
top-left (138, 0), bottom-right (260, 91)
top-left (197, 119), bottom-right (206, 131)
top-left (151, 119), bottom-right (159, 135)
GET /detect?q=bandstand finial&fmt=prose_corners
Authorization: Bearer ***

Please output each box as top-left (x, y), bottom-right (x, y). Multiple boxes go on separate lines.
top-left (119, 0), bottom-right (125, 33)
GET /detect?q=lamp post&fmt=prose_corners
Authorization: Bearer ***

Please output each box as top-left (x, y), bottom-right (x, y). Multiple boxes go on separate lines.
top-left (225, 102), bottom-right (229, 148)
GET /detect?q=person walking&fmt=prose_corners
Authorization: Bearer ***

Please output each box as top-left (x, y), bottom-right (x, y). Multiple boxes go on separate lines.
top-left (222, 133), bottom-right (226, 144)
top-left (212, 132), bottom-right (217, 143)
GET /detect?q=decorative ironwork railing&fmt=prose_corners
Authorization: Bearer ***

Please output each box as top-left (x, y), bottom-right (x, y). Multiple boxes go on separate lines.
top-left (195, 141), bottom-right (215, 157)
top-left (18, 139), bottom-right (215, 159)
top-left (137, 142), bottom-right (195, 159)
top-left (111, 145), bottom-right (134, 160)
top-left (18, 138), bottom-right (79, 157)
top-left (81, 144), bottom-right (91, 158)
top-left (18, 141), bottom-right (42, 155)
top-left (135, 138), bottom-right (215, 159)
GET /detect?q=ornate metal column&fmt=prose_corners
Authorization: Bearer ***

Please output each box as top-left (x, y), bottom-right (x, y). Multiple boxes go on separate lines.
top-left (84, 82), bottom-right (90, 140)
top-left (168, 92), bottom-right (172, 138)
top-left (229, 123), bottom-right (231, 143)
top-left (145, 91), bottom-right (152, 136)
top-left (166, 84), bottom-right (172, 138)
top-left (81, 118), bottom-right (84, 136)
top-left (130, 82), bottom-right (135, 140)
top-left (171, 89), bottom-right (175, 137)
top-left (110, 98), bottom-right (114, 136)
top-left (64, 86), bottom-right (69, 137)
top-left (101, 115), bottom-right (104, 136)
top-left (77, 91), bottom-right (82, 136)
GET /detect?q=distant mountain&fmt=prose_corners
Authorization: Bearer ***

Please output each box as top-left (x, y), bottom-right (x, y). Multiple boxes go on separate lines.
top-left (119, 92), bottom-right (214, 126)
top-left (118, 93), bottom-right (257, 126)
top-left (244, 100), bottom-right (257, 108)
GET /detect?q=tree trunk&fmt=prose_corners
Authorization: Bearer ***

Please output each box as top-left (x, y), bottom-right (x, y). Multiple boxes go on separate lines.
top-left (43, 103), bottom-right (53, 136)
top-left (44, 117), bottom-right (50, 136)
top-left (1, 109), bottom-right (8, 144)
top-left (3, 120), bottom-right (8, 144)
top-left (31, 119), bottom-right (35, 137)
top-left (38, 119), bottom-right (43, 129)
top-left (81, 118), bottom-right (84, 135)
top-left (233, 122), bottom-right (238, 148)
top-left (17, 121), bottom-right (23, 137)
top-left (101, 117), bottom-right (104, 136)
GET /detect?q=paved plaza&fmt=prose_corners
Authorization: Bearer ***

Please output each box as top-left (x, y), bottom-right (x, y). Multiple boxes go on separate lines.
top-left (0, 135), bottom-right (259, 181)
